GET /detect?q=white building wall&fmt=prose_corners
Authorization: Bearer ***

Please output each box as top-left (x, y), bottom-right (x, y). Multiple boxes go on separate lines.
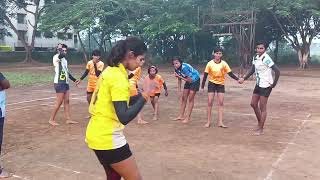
top-left (1, 0), bottom-right (79, 51)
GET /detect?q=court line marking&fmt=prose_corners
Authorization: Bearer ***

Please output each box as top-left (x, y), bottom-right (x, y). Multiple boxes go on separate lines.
top-left (263, 120), bottom-right (307, 180)
top-left (7, 94), bottom-right (82, 106)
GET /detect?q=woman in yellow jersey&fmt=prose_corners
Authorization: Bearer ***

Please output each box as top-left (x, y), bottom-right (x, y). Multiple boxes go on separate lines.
top-left (77, 49), bottom-right (104, 103)
top-left (201, 48), bottom-right (240, 128)
top-left (128, 66), bottom-right (149, 124)
top-left (86, 37), bottom-right (148, 180)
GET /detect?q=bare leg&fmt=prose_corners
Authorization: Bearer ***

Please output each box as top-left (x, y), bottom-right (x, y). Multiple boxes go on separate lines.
top-left (182, 90), bottom-right (196, 123)
top-left (204, 92), bottom-right (214, 128)
top-left (253, 96), bottom-right (269, 136)
top-left (49, 93), bottom-right (65, 126)
top-left (173, 89), bottom-right (189, 121)
top-left (217, 93), bottom-right (227, 128)
top-left (250, 94), bottom-right (261, 131)
top-left (152, 96), bottom-right (159, 120)
top-left (137, 112), bottom-right (148, 124)
top-left (111, 156), bottom-right (142, 180)
top-left (64, 90), bottom-right (78, 124)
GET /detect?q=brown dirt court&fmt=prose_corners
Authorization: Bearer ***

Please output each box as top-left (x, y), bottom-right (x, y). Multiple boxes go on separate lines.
top-left (1, 64), bottom-right (320, 180)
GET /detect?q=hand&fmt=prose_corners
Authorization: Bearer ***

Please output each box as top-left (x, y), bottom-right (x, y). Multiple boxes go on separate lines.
top-left (75, 79), bottom-right (81, 86)
top-left (165, 90), bottom-right (169, 96)
top-left (174, 72), bottom-right (180, 78)
top-left (238, 78), bottom-right (244, 84)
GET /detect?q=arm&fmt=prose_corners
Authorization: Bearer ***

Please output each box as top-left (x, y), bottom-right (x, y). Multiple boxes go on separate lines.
top-left (128, 73), bottom-right (134, 79)
top-left (113, 94), bottom-right (146, 125)
top-left (68, 73), bottom-right (77, 82)
top-left (178, 78), bottom-right (182, 92)
top-left (80, 69), bottom-right (89, 80)
top-left (227, 72), bottom-right (239, 81)
top-left (243, 65), bottom-right (255, 80)
top-left (271, 64), bottom-right (280, 88)
top-left (201, 72), bottom-right (208, 89)
top-left (163, 82), bottom-right (168, 96)
top-left (0, 74), bottom-right (10, 91)
top-left (93, 63), bottom-right (102, 77)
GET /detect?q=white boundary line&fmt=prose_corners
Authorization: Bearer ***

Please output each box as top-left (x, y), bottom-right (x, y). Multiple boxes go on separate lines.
top-left (263, 120), bottom-right (307, 180)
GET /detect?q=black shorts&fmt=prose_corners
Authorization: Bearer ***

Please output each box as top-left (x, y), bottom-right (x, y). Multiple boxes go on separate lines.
top-left (87, 91), bottom-right (94, 95)
top-left (208, 82), bottom-right (225, 93)
top-left (54, 83), bottom-right (69, 93)
top-left (129, 94), bottom-right (140, 106)
top-left (253, 85), bottom-right (272, 97)
top-left (94, 143), bottom-right (132, 167)
top-left (150, 93), bottom-right (160, 98)
top-left (184, 79), bottom-right (200, 92)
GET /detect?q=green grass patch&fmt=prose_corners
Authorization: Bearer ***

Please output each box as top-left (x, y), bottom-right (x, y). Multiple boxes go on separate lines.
top-left (2, 71), bottom-right (81, 87)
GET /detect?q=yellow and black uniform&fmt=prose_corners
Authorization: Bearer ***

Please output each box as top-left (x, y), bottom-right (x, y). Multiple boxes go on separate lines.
top-left (202, 59), bottom-right (238, 93)
top-left (86, 63), bottom-right (146, 165)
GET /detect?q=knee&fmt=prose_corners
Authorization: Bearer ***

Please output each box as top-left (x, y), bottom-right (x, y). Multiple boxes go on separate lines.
top-left (218, 101), bottom-right (224, 106)
top-left (259, 105), bottom-right (267, 112)
top-left (64, 99), bottom-right (70, 104)
top-left (181, 96), bottom-right (187, 102)
top-left (250, 102), bottom-right (258, 109)
top-left (188, 96), bottom-right (195, 103)
top-left (208, 101), bottom-right (213, 107)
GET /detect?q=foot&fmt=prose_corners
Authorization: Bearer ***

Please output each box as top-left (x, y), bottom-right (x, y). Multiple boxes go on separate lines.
top-left (252, 129), bottom-right (264, 136)
top-left (137, 120), bottom-right (149, 124)
top-left (0, 168), bottom-right (11, 178)
top-left (172, 116), bottom-right (184, 121)
top-left (181, 117), bottom-right (190, 124)
top-left (152, 115), bottom-right (158, 121)
top-left (250, 126), bottom-right (260, 131)
top-left (49, 120), bottom-right (60, 126)
top-left (204, 122), bottom-right (211, 128)
top-left (66, 120), bottom-right (78, 124)
top-left (217, 123), bottom-right (228, 128)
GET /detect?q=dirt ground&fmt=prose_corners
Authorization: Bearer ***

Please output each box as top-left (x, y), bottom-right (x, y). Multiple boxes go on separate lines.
top-left (1, 65), bottom-right (320, 180)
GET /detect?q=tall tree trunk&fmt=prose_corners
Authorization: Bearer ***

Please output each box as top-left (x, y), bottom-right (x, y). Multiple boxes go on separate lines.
top-left (77, 31), bottom-right (88, 63)
top-left (274, 39), bottom-right (279, 63)
top-left (297, 47), bottom-right (310, 69)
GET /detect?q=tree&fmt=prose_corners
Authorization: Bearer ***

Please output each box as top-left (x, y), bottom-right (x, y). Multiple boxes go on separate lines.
top-left (260, 0), bottom-right (320, 69)
top-left (1, 0), bottom-right (45, 63)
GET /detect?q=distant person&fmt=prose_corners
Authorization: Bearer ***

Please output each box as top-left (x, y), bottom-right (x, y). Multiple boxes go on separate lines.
top-left (49, 44), bottom-right (79, 126)
top-left (77, 49), bottom-right (105, 104)
top-left (0, 72), bottom-right (11, 178)
top-left (201, 48), bottom-right (240, 128)
top-left (172, 57), bottom-right (200, 124)
top-left (142, 65), bottom-right (168, 121)
top-left (239, 42), bottom-right (280, 136)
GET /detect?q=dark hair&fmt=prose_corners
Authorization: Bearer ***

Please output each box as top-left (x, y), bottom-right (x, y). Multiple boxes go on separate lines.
top-left (107, 37), bottom-right (147, 67)
top-left (92, 49), bottom-right (101, 56)
top-left (148, 65), bottom-right (158, 74)
top-left (256, 41), bottom-right (268, 49)
top-left (213, 47), bottom-right (223, 54)
top-left (172, 56), bottom-right (183, 64)
top-left (61, 44), bottom-right (68, 49)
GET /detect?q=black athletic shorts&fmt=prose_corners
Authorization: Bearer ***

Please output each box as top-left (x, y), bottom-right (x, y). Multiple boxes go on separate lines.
top-left (94, 143), bottom-right (132, 167)
top-left (253, 85), bottom-right (272, 97)
top-left (54, 83), bottom-right (69, 93)
top-left (208, 82), bottom-right (225, 93)
top-left (184, 79), bottom-right (200, 92)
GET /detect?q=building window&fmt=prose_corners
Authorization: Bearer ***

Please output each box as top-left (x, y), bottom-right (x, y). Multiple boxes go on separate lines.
top-left (18, 30), bottom-right (27, 40)
top-left (44, 31), bottom-right (53, 38)
top-left (74, 35), bottom-right (78, 44)
top-left (35, 31), bottom-right (41, 37)
top-left (67, 33), bottom-right (73, 40)
top-left (57, 32), bottom-right (65, 39)
top-left (17, 14), bottom-right (26, 24)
